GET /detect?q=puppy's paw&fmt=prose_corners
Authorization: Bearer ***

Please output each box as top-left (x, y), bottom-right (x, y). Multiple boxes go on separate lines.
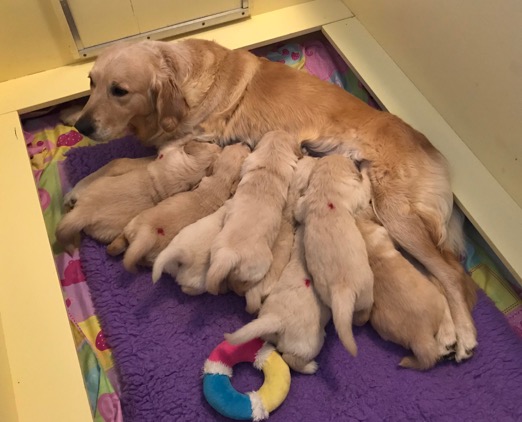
top-left (299, 360), bottom-right (319, 375)
top-left (63, 190), bottom-right (79, 212)
top-left (106, 236), bottom-right (127, 256)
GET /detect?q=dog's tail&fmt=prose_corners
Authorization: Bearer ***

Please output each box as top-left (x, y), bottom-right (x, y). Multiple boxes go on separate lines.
top-left (206, 248), bottom-right (240, 295)
top-left (55, 211), bottom-right (84, 254)
top-left (399, 335), bottom-right (440, 371)
top-left (152, 247), bottom-right (189, 283)
top-left (331, 286), bottom-right (358, 357)
top-left (123, 226), bottom-right (156, 273)
top-left (224, 314), bottom-right (282, 345)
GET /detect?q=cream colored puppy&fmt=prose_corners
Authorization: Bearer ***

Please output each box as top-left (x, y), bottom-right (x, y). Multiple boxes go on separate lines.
top-left (56, 140), bottom-right (220, 251)
top-left (295, 155), bottom-right (372, 357)
top-left (206, 131), bottom-right (302, 295)
top-left (243, 156), bottom-right (317, 314)
top-left (225, 226), bottom-right (331, 374)
top-left (356, 211), bottom-right (457, 370)
top-left (109, 143), bottom-right (249, 271)
top-left (151, 205), bottom-right (227, 295)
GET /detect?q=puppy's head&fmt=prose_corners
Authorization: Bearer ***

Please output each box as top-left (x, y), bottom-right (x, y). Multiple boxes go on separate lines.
top-left (75, 41), bottom-right (188, 143)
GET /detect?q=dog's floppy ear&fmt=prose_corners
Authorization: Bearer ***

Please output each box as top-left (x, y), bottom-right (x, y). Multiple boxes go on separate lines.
top-left (153, 50), bottom-right (188, 133)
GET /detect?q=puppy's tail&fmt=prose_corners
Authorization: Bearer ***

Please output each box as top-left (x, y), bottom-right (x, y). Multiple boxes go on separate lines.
top-left (123, 227), bottom-right (156, 273)
top-left (224, 315), bottom-right (282, 345)
top-left (206, 248), bottom-right (240, 295)
top-left (55, 211), bottom-right (84, 254)
top-left (152, 247), bottom-right (189, 283)
top-left (331, 286), bottom-right (358, 357)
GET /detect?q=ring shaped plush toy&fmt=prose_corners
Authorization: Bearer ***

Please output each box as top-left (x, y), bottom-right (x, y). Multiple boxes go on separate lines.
top-left (203, 338), bottom-right (291, 421)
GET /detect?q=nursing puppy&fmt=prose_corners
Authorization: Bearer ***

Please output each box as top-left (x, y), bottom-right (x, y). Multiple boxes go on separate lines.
top-left (56, 140), bottom-right (219, 251)
top-left (206, 131), bottom-right (302, 295)
top-left (243, 156), bottom-right (317, 314)
top-left (109, 143), bottom-right (249, 271)
top-left (225, 226), bottom-right (331, 374)
top-left (151, 205), bottom-right (227, 295)
top-left (295, 155), bottom-right (373, 357)
top-left (356, 210), bottom-right (457, 370)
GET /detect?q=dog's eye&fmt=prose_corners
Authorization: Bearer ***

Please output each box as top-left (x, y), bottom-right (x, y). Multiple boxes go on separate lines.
top-left (111, 86), bottom-right (129, 97)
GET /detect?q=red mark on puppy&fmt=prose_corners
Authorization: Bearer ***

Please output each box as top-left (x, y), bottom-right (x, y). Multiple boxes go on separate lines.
top-left (158, 154), bottom-right (164, 160)
top-left (304, 279), bottom-right (311, 288)
top-left (156, 228), bottom-right (165, 236)
top-left (328, 202), bottom-right (335, 210)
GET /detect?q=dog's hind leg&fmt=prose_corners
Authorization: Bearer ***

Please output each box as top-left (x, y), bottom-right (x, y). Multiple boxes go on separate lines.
top-left (436, 300), bottom-right (457, 358)
top-left (375, 195), bottom-right (477, 362)
top-left (282, 353), bottom-right (318, 375)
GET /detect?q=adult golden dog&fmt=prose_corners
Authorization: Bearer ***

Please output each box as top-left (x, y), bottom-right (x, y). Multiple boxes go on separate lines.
top-left (74, 38), bottom-right (476, 361)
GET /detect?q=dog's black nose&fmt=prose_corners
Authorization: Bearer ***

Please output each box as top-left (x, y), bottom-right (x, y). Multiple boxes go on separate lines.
top-left (74, 116), bottom-right (95, 137)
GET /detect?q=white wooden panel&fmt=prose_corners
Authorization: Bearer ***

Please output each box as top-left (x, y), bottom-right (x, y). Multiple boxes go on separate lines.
top-left (67, 0), bottom-right (140, 47)
top-left (132, 0), bottom-right (242, 33)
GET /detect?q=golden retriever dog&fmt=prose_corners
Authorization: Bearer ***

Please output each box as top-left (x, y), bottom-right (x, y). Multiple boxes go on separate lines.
top-left (243, 156), bottom-right (317, 314)
top-left (109, 143), bottom-right (249, 271)
top-left (74, 38), bottom-right (477, 359)
top-left (295, 155), bottom-right (373, 357)
top-left (56, 140), bottom-right (219, 251)
top-left (151, 205), bottom-right (227, 295)
top-left (225, 226), bottom-right (331, 374)
top-left (356, 210), bottom-right (457, 370)
top-left (205, 131), bottom-right (302, 295)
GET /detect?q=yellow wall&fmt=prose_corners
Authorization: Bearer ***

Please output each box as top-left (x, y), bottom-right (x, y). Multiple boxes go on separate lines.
top-left (0, 0), bottom-right (312, 83)
top-left (342, 0), bottom-right (522, 209)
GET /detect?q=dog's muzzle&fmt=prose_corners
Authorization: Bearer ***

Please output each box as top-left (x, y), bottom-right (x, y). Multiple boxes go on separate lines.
top-left (74, 116), bottom-right (96, 138)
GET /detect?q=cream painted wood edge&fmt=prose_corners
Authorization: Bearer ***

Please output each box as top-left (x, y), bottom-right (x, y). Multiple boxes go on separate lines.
top-left (323, 18), bottom-right (522, 284)
top-left (0, 112), bottom-right (92, 422)
top-left (0, 313), bottom-right (19, 422)
top-left (0, 0), bottom-right (352, 115)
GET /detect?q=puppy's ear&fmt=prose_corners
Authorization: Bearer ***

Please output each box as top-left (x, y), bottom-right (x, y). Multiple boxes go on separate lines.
top-left (183, 140), bottom-right (207, 156)
top-left (293, 140), bottom-right (304, 159)
top-left (229, 177), bottom-right (240, 196)
top-left (302, 137), bottom-right (362, 160)
top-left (205, 160), bottom-right (215, 177)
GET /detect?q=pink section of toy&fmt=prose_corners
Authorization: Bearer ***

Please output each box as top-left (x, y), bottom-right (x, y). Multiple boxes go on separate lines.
top-left (208, 338), bottom-right (264, 366)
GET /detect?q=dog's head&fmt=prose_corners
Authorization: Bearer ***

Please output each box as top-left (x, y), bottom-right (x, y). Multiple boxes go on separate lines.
top-left (75, 41), bottom-right (188, 144)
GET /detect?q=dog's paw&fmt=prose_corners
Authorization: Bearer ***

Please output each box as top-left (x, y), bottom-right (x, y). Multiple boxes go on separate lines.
top-left (436, 323), bottom-right (457, 357)
top-left (454, 325), bottom-right (478, 362)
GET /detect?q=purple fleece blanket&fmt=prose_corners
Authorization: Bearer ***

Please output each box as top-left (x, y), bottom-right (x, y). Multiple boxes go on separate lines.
top-left (67, 138), bottom-right (522, 421)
